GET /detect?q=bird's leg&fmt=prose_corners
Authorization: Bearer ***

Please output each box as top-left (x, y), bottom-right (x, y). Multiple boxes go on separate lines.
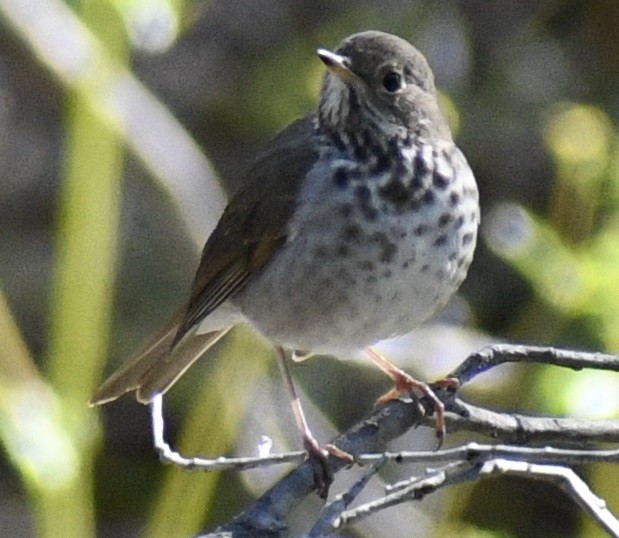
top-left (275, 346), bottom-right (352, 498)
top-left (364, 347), bottom-right (447, 444)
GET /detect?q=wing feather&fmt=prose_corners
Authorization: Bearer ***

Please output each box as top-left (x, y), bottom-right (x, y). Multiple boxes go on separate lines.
top-left (91, 115), bottom-right (319, 404)
top-left (173, 116), bottom-right (319, 343)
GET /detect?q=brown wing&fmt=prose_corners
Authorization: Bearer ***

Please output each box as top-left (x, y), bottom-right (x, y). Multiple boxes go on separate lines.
top-left (90, 116), bottom-right (319, 404)
top-left (173, 115), bottom-right (319, 342)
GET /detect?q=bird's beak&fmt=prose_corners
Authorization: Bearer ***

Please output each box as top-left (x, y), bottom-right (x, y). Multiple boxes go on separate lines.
top-left (316, 49), bottom-right (355, 81)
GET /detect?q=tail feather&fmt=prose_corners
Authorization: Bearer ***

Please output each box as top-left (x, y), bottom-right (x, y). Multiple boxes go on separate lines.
top-left (136, 327), bottom-right (230, 403)
top-left (90, 315), bottom-right (230, 406)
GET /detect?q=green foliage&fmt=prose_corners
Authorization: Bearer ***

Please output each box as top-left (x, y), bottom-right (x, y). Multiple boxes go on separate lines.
top-left (486, 103), bottom-right (619, 417)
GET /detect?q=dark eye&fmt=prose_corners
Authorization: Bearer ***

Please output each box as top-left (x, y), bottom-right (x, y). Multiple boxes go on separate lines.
top-left (382, 71), bottom-right (403, 92)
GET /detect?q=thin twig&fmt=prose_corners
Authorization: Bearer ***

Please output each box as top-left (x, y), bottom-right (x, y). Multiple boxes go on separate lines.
top-left (478, 459), bottom-right (619, 537)
top-left (337, 459), bottom-right (619, 537)
top-left (151, 395), bottom-right (307, 471)
top-left (309, 457), bottom-right (388, 536)
top-left (439, 400), bottom-right (619, 443)
top-left (450, 344), bottom-right (619, 385)
top-left (335, 461), bottom-right (479, 528)
top-left (356, 442), bottom-right (619, 468)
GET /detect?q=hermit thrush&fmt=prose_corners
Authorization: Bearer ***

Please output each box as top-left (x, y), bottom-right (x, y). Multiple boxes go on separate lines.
top-left (91, 31), bottom-right (479, 495)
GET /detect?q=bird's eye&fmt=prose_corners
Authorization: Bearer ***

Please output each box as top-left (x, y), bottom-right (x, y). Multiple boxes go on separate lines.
top-left (382, 71), bottom-right (403, 92)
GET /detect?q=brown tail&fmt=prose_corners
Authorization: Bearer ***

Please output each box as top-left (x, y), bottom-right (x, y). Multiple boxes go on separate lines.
top-left (89, 316), bottom-right (231, 406)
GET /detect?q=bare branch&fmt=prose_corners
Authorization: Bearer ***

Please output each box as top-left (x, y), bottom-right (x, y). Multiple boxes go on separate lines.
top-left (309, 457), bottom-right (387, 537)
top-left (336, 459), bottom-right (619, 537)
top-left (186, 344), bottom-right (619, 537)
top-left (438, 400), bottom-right (619, 443)
top-left (449, 344), bottom-right (619, 385)
top-left (152, 395), bottom-right (307, 471)
top-left (334, 461), bottom-right (478, 528)
top-left (202, 398), bottom-right (424, 537)
top-left (358, 442), bottom-right (619, 467)
top-left (477, 460), bottom-right (619, 537)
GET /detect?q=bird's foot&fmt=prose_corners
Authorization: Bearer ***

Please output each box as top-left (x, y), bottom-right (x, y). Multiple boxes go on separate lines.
top-left (303, 435), bottom-right (353, 499)
top-left (374, 370), bottom-right (448, 447)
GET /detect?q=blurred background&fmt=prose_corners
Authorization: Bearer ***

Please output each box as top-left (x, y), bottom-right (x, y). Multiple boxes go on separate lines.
top-left (0, 0), bottom-right (618, 536)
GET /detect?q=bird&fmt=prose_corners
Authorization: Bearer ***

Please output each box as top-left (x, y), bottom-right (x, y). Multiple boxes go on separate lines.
top-left (90, 30), bottom-right (479, 497)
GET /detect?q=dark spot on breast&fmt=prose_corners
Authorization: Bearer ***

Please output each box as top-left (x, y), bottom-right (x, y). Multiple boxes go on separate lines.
top-left (434, 234), bottom-right (448, 247)
top-left (402, 260), bottom-right (410, 269)
top-left (363, 207), bottom-right (378, 221)
top-left (332, 133), bottom-right (346, 153)
top-left (422, 190), bottom-right (435, 205)
top-left (358, 260), bottom-right (375, 271)
top-left (372, 232), bottom-right (397, 263)
top-left (449, 192), bottom-right (460, 207)
top-left (333, 167), bottom-right (348, 189)
top-left (361, 130), bottom-right (375, 150)
top-left (379, 180), bottom-right (409, 208)
top-left (342, 224), bottom-right (361, 241)
top-left (410, 173), bottom-right (423, 192)
top-left (373, 152), bottom-right (391, 174)
top-left (338, 203), bottom-right (353, 217)
top-left (448, 252), bottom-right (458, 261)
top-left (381, 249), bottom-right (396, 264)
top-left (366, 275), bottom-right (377, 284)
top-left (470, 210), bottom-right (479, 222)
top-left (383, 269), bottom-right (392, 278)
top-left (438, 213), bottom-right (453, 227)
top-left (356, 185), bottom-right (370, 201)
top-left (413, 224), bottom-right (427, 236)
top-left (462, 232), bottom-right (474, 246)
top-left (348, 87), bottom-right (360, 114)
top-left (336, 267), bottom-right (356, 285)
top-left (388, 137), bottom-right (400, 154)
top-left (354, 142), bottom-right (368, 161)
top-left (336, 244), bottom-right (349, 257)
top-left (421, 264), bottom-right (429, 272)
top-left (454, 215), bottom-right (465, 229)
top-left (433, 169), bottom-right (450, 189)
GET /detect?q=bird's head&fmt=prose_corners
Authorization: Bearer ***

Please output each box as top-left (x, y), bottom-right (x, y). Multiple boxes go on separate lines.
top-left (317, 31), bottom-right (451, 146)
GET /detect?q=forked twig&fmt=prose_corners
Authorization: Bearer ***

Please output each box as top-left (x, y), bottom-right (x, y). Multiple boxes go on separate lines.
top-left (163, 344), bottom-right (619, 537)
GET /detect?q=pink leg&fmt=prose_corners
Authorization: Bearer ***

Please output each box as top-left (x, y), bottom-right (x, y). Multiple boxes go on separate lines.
top-left (364, 347), bottom-right (452, 444)
top-left (275, 346), bottom-right (352, 497)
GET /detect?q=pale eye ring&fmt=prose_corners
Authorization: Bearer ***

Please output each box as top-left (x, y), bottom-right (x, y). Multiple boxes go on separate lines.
top-left (382, 71), bottom-right (403, 92)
